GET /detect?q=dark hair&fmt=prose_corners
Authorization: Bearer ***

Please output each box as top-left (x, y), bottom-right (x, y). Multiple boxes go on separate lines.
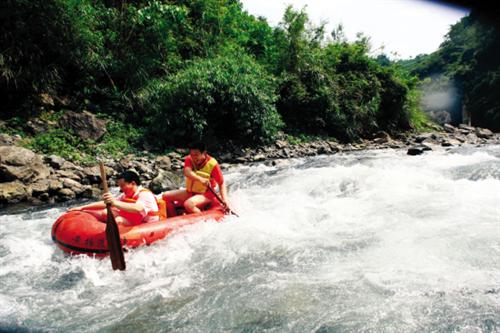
top-left (188, 141), bottom-right (206, 153)
top-left (119, 170), bottom-right (141, 185)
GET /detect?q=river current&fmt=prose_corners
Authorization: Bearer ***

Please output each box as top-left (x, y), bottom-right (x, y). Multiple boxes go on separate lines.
top-left (1, 145), bottom-right (499, 332)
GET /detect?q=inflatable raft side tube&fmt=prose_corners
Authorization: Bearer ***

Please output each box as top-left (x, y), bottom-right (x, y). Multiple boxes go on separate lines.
top-left (52, 235), bottom-right (109, 254)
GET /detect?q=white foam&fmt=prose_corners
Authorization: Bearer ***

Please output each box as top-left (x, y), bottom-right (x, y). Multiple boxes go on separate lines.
top-left (1, 146), bottom-right (499, 331)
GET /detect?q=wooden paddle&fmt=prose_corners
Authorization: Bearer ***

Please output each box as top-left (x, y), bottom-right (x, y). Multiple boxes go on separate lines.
top-left (206, 184), bottom-right (239, 217)
top-left (99, 162), bottom-right (126, 270)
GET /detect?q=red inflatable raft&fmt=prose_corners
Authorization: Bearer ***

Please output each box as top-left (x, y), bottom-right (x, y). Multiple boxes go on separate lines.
top-left (51, 203), bottom-right (226, 257)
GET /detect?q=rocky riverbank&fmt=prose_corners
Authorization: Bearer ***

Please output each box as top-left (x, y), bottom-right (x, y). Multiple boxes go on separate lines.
top-left (1, 123), bottom-right (499, 208)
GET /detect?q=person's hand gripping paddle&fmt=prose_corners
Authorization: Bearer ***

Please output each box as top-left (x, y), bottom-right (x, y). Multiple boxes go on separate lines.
top-left (206, 184), bottom-right (239, 217)
top-left (99, 162), bottom-right (126, 270)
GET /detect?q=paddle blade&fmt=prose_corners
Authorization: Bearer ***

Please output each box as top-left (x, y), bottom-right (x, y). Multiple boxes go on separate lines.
top-left (106, 205), bottom-right (126, 270)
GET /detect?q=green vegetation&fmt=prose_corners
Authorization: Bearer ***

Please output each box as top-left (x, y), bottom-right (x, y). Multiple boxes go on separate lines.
top-left (23, 128), bottom-right (91, 162)
top-left (22, 120), bottom-right (141, 163)
top-left (406, 89), bottom-right (431, 132)
top-left (1, 0), bottom-right (433, 157)
top-left (139, 54), bottom-right (282, 145)
top-left (398, 10), bottom-right (500, 131)
top-left (284, 133), bottom-right (334, 145)
top-left (95, 121), bottom-right (142, 158)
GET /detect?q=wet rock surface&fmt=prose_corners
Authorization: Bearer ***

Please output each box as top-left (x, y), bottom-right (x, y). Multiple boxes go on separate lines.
top-left (58, 110), bottom-right (108, 141)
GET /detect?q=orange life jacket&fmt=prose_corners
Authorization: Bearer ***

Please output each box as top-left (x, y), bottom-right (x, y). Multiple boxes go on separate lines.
top-left (120, 187), bottom-right (167, 222)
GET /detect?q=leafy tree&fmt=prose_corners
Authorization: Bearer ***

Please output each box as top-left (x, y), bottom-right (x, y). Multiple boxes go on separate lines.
top-left (0, 0), bottom-right (106, 117)
top-left (400, 10), bottom-right (500, 130)
top-left (1, 0), bottom-right (431, 151)
top-left (139, 54), bottom-right (282, 147)
top-left (275, 6), bottom-right (418, 140)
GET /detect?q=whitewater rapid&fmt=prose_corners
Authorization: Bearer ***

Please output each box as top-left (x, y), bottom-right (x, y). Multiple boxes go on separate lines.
top-left (1, 145), bottom-right (499, 332)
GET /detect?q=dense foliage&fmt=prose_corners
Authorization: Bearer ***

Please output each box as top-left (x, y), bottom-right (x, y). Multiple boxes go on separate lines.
top-left (138, 55), bottom-right (282, 145)
top-left (1, 0), bottom-right (428, 154)
top-left (398, 9), bottom-right (500, 131)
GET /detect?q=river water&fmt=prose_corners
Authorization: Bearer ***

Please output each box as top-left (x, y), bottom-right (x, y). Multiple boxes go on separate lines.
top-left (1, 146), bottom-right (499, 332)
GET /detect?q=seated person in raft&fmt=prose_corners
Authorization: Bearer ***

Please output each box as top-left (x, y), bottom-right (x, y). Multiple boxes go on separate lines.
top-left (68, 171), bottom-right (160, 226)
top-left (162, 141), bottom-right (231, 216)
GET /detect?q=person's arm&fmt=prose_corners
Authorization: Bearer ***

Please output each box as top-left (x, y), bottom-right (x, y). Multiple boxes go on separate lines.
top-left (103, 193), bottom-right (145, 213)
top-left (219, 182), bottom-right (229, 204)
top-left (68, 201), bottom-right (106, 211)
top-left (212, 164), bottom-right (232, 209)
top-left (217, 181), bottom-right (235, 213)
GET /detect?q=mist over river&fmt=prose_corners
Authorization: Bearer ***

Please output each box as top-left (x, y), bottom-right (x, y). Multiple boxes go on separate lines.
top-left (1, 146), bottom-right (499, 333)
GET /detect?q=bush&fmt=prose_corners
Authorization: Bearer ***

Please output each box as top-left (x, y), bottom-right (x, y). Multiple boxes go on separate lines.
top-left (277, 44), bottom-right (408, 140)
top-left (0, 0), bottom-right (107, 118)
top-left (95, 121), bottom-right (142, 158)
top-left (139, 54), bottom-right (283, 146)
top-left (273, 7), bottom-right (420, 141)
top-left (374, 68), bottom-right (410, 132)
top-left (2, 0), bottom-right (429, 146)
top-left (24, 128), bottom-right (88, 161)
top-left (24, 120), bottom-right (143, 162)
top-left (277, 68), bottom-right (346, 138)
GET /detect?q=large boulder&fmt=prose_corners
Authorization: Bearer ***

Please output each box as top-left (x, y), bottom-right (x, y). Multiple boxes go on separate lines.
top-left (372, 131), bottom-right (392, 144)
top-left (58, 110), bottom-right (108, 140)
top-left (327, 141), bottom-right (342, 152)
top-left (57, 188), bottom-right (76, 201)
top-left (0, 181), bottom-right (28, 203)
top-left (458, 124), bottom-right (475, 131)
top-left (316, 144), bottom-right (331, 155)
top-left (119, 156), bottom-right (133, 170)
top-left (0, 146), bottom-right (50, 182)
top-left (441, 138), bottom-right (462, 147)
top-left (407, 147), bottom-right (425, 156)
top-left (62, 178), bottom-right (87, 195)
top-left (443, 123), bottom-right (456, 133)
top-left (26, 118), bottom-right (52, 135)
top-left (29, 179), bottom-right (50, 196)
top-left (0, 145), bottom-right (36, 166)
top-left (415, 133), bottom-right (435, 143)
top-left (48, 179), bottom-right (63, 192)
top-left (82, 165), bottom-right (102, 184)
top-left (60, 160), bottom-right (80, 171)
top-left (0, 134), bottom-right (22, 147)
top-left (56, 169), bottom-right (82, 181)
top-left (0, 133), bottom-right (15, 146)
top-left (275, 140), bottom-right (288, 149)
top-left (81, 185), bottom-right (94, 198)
top-left (154, 156), bottom-right (172, 170)
top-left (149, 170), bottom-right (182, 194)
top-left (252, 154), bottom-right (266, 162)
top-left (134, 161), bottom-right (152, 174)
top-left (465, 133), bottom-right (479, 144)
top-left (45, 155), bottom-right (66, 169)
top-left (475, 127), bottom-right (494, 139)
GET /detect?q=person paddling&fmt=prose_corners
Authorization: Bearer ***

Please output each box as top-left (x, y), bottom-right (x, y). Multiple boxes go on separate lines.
top-left (162, 142), bottom-right (232, 216)
top-left (69, 170), bottom-right (160, 226)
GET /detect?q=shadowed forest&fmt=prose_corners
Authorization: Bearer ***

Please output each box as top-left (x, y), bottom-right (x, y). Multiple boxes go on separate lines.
top-left (1, 0), bottom-right (498, 160)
